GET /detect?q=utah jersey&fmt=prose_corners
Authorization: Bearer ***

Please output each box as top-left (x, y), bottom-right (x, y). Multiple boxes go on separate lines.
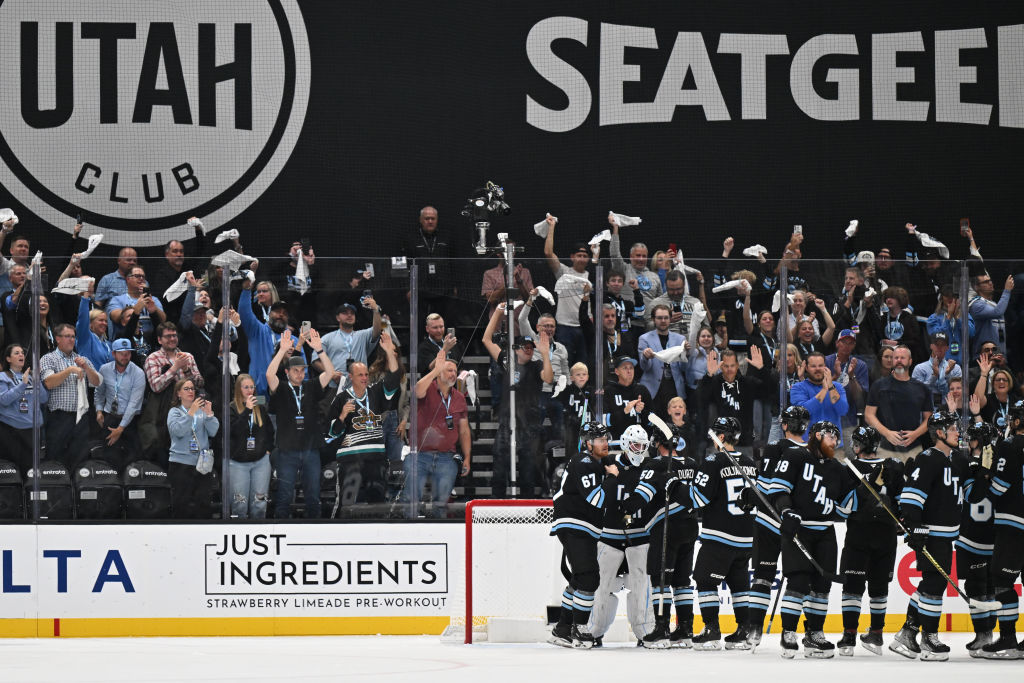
top-left (551, 452), bottom-right (611, 539)
top-left (986, 435), bottom-right (1024, 532)
top-left (771, 448), bottom-right (845, 530)
top-left (755, 438), bottom-right (807, 535)
top-left (898, 447), bottom-right (972, 539)
top-left (624, 453), bottom-right (697, 532)
top-left (688, 449), bottom-right (756, 548)
top-left (958, 452), bottom-right (997, 556)
top-left (837, 456), bottom-right (904, 526)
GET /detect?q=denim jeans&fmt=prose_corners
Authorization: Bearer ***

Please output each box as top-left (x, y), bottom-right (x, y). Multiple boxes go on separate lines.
top-left (273, 448), bottom-right (321, 519)
top-left (230, 454), bottom-right (271, 519)
top-left (400, 450), bottom-right (459, 518)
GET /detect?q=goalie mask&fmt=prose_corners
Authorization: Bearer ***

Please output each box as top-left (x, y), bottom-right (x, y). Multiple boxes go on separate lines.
top-left (620, 425), bottom-right (650, 466)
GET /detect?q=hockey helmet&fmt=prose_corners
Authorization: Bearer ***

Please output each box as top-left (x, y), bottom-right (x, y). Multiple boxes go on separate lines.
top-left (850, 425), bottom-right (881, 454)
top-left (809, 420), bottom-right (841, 442)
top-left (1009, 399), bottom-right (1024, 424)
top-left (966, 421), bottom-right (999, 447)
top-left (620, 425), bottom-right (650, 466)
top-left (780, 405), bottom-right (811, 436)
top-left (927, 411), bottom-right (959, 433)
top-left (710, 416), bottom-right (742, 444)
top-left (581, 421), bottom-right (609, 443)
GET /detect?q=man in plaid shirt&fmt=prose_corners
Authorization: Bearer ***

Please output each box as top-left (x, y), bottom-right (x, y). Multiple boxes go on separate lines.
top-left (41, 323), bottom-right (102, 466)
top-left (144, 322), bottom-right (202, 393)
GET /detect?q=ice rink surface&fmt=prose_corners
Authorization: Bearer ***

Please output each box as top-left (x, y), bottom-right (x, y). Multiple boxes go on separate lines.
top-left (1, 633), bottom-right (1019, 682)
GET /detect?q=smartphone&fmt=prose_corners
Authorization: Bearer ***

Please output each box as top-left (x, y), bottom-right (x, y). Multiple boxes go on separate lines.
top-left (960, 218), bottom-right (970, 236)
top-left (141, 286), bottom-right (150, 296)
top-left (75, 212), bottom-right (84, 226)
top-left (254, 395), bottom-right (267, 406)
top-left (446, 327), bottom-right (455, 339)
top-left (793, 225), bottom-right (803, 235)
top-left (364, 262), bottom-right (375, 278)
top-left (361, 290), bottom-right (374, 308)
top-left (300, 320), bottom-right (312, 337)
top-left (300, 237), bottom-right (311, 255)
top-left (668, 243), bottom-right (678, 254)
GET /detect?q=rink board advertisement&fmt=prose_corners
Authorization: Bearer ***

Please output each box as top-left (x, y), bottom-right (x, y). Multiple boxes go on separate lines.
top-left (0, 523), bottom-right (1013, 637)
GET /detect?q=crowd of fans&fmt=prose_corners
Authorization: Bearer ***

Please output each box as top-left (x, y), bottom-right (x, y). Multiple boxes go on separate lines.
top-left (0, 209), bottom-right (1020, 520)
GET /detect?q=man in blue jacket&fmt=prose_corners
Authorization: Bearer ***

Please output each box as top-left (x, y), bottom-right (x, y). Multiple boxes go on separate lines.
top-left (240, 267), bottom-right (304, 397)
top-left (638, 304), bottom-right (688, 416)
top-left (789, 351), bottom-right (848, 450)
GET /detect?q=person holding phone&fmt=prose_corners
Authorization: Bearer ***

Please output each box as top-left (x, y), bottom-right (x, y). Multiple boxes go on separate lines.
top-left (228, 373), bottom-right (275, 519)
top-left (166, 377), bottom-right (219, 519)
top-left (107, 265), bottom-right (166, 339)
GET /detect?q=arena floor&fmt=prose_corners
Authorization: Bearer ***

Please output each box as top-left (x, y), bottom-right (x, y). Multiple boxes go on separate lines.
top-left (2, 633), bottom-right (1016, 682)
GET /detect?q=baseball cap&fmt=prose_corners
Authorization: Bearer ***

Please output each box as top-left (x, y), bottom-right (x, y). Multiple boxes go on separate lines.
top-left (111, 338), bottom-right (133, 352)
top-left (837, 329), bottom-right (856, 342)
top-left (876, 248), bottom-right (893, 259)
top-left (335, 302), bottom-right (357, 315)
top-left (286, 356), bottom-right (307, 369)
top-left (612, 355), bottom-right (638, 369)
top-left (513, 335), bottom-right (536, 349)
top-left (856, 250), bottom-right (875, 265)
top-left (571, 242), bottom-right (589, 256)
top-left (930, 331), bottom-right (950, 345)
top-left (270, 301), bottom-right (289, 312)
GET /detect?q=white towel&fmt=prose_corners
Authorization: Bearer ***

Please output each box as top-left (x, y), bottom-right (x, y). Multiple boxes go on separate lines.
top-left (915, 230), bottom-right (949, 259)
top-left (214, 229), bottom-right (239, 244)
top-left (31, 251), bottom-right (42, 266)
top-left (551, 374), bottom-right (568, 398)
top-left (534, 285), bottom-right (555, 306)
top-left (457, 369), bottom-right (479, 404)
top-left (712, 279), bottom-right (747, 294)
top-left (210, 249), bottom-right (255, 270)
top-left (589, 229), bottom-right (611, 246)
top-left (188, 217), bottom-right (205, 234)
top-left (0, 208), bottom-right (18, 225)
top-left (845, 220), bottom-right (859, 238)
top-left (772, 290), bottom-right (796, 312)
top-left (742, 244), bottom-right (767, 258)
top-left (80, 234), bottom-right (103, 259)
top-left (653, 344), bottom-right (688, 364)
top-left (608, 211), bottom-right (641, 227)
top-left (163, 271), bottom-right (190, 302)
top-left (52, 277), bottom-right (94, 295)
top-left (533, 213), bottom-right (556, 238)
top-left (294, 253), bottom-right (310, 295)
top-left (75, 368), bottom-right (89, 424)
top-left (687, 301), bottom-right (706, 351)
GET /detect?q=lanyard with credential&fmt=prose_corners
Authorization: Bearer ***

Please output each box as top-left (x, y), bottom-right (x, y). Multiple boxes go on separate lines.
top-left (290, 383), bottom-right (304, 413)
top-left (439, 388), bottom-right (452, 418)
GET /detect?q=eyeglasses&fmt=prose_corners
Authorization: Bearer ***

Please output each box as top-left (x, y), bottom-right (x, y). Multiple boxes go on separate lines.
top-left (128, 274), bottom-right (145, 279)
top-left (162, 333), bottom-right (178, 338)
top-left (994, 377), bottom-right (1010, 382)
top-left (181, 386), bottom-right (195, 391)
top-left (57, 333), bottom-right (76, 339)
top-left (977, 279), bottom-right (992, 285)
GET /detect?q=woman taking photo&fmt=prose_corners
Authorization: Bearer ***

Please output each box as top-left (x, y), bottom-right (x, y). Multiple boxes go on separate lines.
top-left (167, 378), bottom-right (220, 519)
top-left (0, 344), bottom-right (48, 473)
top-left (228, 374), bottom-right (274, 519)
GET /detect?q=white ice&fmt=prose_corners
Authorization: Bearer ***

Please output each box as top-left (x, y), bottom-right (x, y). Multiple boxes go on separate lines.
top-left (0, 633), bottom-right (1017, 682)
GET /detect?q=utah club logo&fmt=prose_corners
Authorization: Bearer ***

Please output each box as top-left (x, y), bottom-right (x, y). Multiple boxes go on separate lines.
top-left (0, 0), bottom-right (310, 246)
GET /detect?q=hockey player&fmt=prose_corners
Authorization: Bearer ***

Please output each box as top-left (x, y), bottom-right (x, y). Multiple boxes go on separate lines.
top-left (890, 411), bottom-right (968, 661)
top-left (977, 401), bottom-right (1024, 658)
top-left (549, 421), bottom-right (619, 649)
top-left (625, 424), bottom-right (698, 648)
top-left (589, 425), bottom-right (658, 647)
top-left (744, 405), bottom-right (811, 648)
top-left (686, 417), bottom-right (756, 650)
top-left (958, 421), bottom-right (1000, 656)
top-left (835, 425), bottom-right (904, 656)
top-left (772, 420), bottom-right (844, 659)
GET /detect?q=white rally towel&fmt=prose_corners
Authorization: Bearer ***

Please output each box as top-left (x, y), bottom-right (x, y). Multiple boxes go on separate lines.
top-left (914, 229), bottom-right (949, 259)
top-left (589, 229), bottom-right (611, 246)
top-left (609, 211), bottom-right (641, 227)
top-left (210, 249), bottom-right (255, 271)
top-left (712, 279), bottom-right (748, 294)
top-left (75, 367), bottom-right (89, 424)
top-left (52, 277), bottom-right (94, 295)
top-left (550, 374), bottom-right (568, 398)
top-left (845, 220), bottom-right (859, 238)
top-left (81, 234), bottom-right (104, 259)
top-left (671, 248), bottom-right (694, 296)
top-left (533, 213), bottom-right (556, 238)
top-left (294, 252), bottom-right (310, 295)
top-left (772, 290), bottom-right (795, 312)
top-left (0, 208), bottom-right (18, 225)
top-left (457, 369), bottom-right (479, 405)
top-left (534, 285), bottom-right (555, 306)
top-left (653, 344), bottom-right (688, 364)
top-left (163, 271), bottom-right (191, 302)
top-left (742, 244), bottom-right (768, 258)
top-left (687, 300), bottom-right (706, 351)
top-left (188, 217), bottom-right (205, 234)
top-left (214, 229), bottom-right (239, 244)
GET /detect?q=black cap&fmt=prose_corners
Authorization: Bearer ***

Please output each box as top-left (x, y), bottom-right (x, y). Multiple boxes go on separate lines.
top-left (930, 331), bottom-right (949, 345)
top-left (513, 335), bottom-right (536, 350)
top-left (612, 355), bottom-right (637, 369)
top-left (571, 242), bottom-right (589, 256)
top-left (270, 301), bottom-right (289, 312)
top-left (335, 302), bottom-right (357, 315)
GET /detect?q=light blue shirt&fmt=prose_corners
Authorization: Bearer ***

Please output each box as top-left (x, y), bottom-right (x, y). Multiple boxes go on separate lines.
top-left (313, 327), bottom-right (376, 378)
top-left (167, 405), bottom-right (219, 466)
top-left (95, 270), bottom-right (128, 306)
top-left (107, 293), bottom-right (164, 338)
top-left (95, 361), bottom-right (146, 428)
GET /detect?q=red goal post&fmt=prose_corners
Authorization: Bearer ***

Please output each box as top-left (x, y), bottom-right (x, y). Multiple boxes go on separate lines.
top-left (458, 499), bottom-right (558, 644)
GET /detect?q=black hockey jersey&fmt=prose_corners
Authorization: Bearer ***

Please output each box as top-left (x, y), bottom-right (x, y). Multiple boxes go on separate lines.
top-left (560, 383), bottom-right (595, 447)
top-left (771, 448), bottom-right (845, 531)
top-left (754, 438), bottom-right (807, 536)
top-left (836, 456), bottom-right (904, 547)
top-left (898, 447), bottom-right (971, 539)
top-left (688, 449), bottom-right (756, 549)
top-left (598, 453), bottom-right (651, 547)
top-left (986, 435), bottom-right (1024, 534)
top-left (623, 453), bottom-right (697, 532)
top-left (958, 452), bottom-right (996, 556)
top-left (551, 452), bottom-right (611, 539)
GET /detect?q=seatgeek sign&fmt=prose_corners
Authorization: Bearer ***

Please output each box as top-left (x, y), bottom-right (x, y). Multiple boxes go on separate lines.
top-left (0, 0), bottom-right (310, 246)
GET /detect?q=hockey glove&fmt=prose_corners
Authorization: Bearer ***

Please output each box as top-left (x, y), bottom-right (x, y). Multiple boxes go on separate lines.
top-left (906, 527), bottom-right (928, 552)
top-left (738, 485), bottom-right (757, 512)
top-left (780, 509), bottom-right (802, 539)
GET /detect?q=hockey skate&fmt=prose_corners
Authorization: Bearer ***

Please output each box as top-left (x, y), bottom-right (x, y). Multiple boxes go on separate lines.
top-left (641, 617), bottom-right (671, 649)
top-left (836, 630), bottom-right (856, 656)
top-left (723, 625), bottom-right (751, 650)
top-left (919, 631), bottom-right (950, 661)
top-left (547, 622), bottom-right (573, 648)
top-left (802, 630), bottom-right (835, 659)
top-left (966, 630), bottom-right (993, 658)
top-left (859, 629), bottom-right (884, 655)
top-left (746, 624), bottom-right (763, 651)
top-left (669, 623), bottom-right (693, 648)
top-left (571, 625), bottom-right (596, 649)
top-left (980, 632), bottom-right (1019, 660)
top-left (888, 624), bottom-right (920, 659)
top-left (780, 630), bottom-right (799, 659)
top-left (692, 624), bottom-right (722, 650)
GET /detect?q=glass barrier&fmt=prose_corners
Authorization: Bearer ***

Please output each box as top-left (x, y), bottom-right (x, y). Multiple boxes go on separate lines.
top-left (8, 244), bottom-right (1022, 523)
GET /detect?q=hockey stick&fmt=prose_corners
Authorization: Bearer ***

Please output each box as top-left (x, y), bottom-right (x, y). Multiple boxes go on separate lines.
top-left (765, 576), bottom-right (784, 635)
top-left (838, 455), bottom-right (1002, 613)
top-left (649, 414), bottom-right (675, 622)
top-left (707, 429), bottom-right (839, 583)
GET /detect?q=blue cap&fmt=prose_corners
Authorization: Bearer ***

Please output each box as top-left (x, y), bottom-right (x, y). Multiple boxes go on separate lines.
top-left (613, 355), bottom-right (638, 369)
top-left (111, 338), bottom-right (133, 352)
top-left (837, 329), bottom-right (856, 341)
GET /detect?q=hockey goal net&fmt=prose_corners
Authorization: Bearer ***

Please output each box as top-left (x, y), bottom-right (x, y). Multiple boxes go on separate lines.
top-left (445, 499), bottom-right (561, 643)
